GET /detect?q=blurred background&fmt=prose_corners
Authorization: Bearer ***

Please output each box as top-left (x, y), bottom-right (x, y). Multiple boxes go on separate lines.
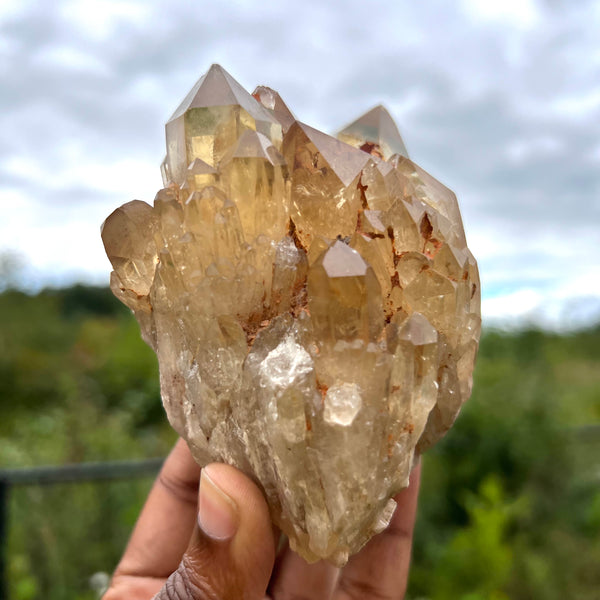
top-left (0, 0), bottom-right (599, 598)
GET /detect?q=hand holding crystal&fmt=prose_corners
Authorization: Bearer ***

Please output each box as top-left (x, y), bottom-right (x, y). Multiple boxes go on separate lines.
top-left (103, 439), bottom-right (421, 600)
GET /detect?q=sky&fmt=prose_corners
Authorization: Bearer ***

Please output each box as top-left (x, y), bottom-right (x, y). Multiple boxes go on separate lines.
top-left (1, 0), bottom-right (599, 330)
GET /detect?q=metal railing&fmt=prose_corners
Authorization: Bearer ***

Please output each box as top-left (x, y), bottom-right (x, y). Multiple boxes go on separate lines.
top-left (1, 424), bottom-right (599, 598)
top-left (0, 458), bottom-right (165, 600)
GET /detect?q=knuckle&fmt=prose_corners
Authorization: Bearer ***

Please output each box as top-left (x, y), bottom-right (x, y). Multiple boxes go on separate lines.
top-left (158, 470), bottom-right (199, 506)
top-left (337, 575), bottom-right (398, 600)
top-left (382, 522), bottom-right (413, 543)
top-left (157, 565), bottom-right (220, 600)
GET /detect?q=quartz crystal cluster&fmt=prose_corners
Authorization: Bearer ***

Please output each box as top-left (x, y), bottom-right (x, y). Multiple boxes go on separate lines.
top-left (101, 64), bottom-right (481, 565)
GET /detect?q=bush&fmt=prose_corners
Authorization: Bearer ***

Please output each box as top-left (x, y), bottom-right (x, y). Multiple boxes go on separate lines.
top-left (1, 286), bottom-right (599, 598)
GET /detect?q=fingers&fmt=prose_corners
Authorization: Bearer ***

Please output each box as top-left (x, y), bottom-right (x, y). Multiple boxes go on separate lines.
top-left (113, 438), bottom-right (201, 581)
top-left (333, 462), bottom-right (421, 600)
top-left (267, 538), bottom-right (339, 600)
top-left (156, 462), bottom-right (277, 600)
top-left (105, 443), bottom-right (277, 600)
top-left (106, 437), bottom-right (421, 600)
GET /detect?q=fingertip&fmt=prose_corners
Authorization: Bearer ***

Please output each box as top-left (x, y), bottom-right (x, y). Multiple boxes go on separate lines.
top-left (198, 468), bottom-right (239, 541)
top-left (193, 463), bottom-right (276, 595)
top-left (202, 463), bottom-right (271, 520)
top-left (202, 464), bottom-right (274, 544)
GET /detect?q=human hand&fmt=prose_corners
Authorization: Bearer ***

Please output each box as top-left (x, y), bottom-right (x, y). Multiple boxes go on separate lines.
top-left (103, 438), bottom-right (421, 600)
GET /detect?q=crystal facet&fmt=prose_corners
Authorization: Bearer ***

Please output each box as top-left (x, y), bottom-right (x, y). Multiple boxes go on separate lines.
top-left (337, 104), bottom-right (409, 160)
top-left (102, 65), bottom-right (481, 566)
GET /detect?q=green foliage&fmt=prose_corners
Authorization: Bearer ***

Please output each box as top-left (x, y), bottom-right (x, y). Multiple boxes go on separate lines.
top-left (1, 285), bottom-right (599, 598)
top-left (0, 285), bottom-right (176, 599)
top-left (408, 326), bottom-right (600, 599)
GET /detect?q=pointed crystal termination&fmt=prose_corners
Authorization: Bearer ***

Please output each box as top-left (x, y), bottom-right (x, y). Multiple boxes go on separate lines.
top-left (282, 121), bottom-right (369, 248)
top-left (337, 105), bottom-right (409, 160)
top-left (391, 154), bottom-right (466, 246)
top-left (253, 85), bottom-right (296, 133)
top-left (308, 240), bottom-right (384, 344)
top-left (186, 157), bottom-right (218, 190)
top-left (165, 64), bottom-right (283, 185)
top-left (101, 200), bottom-right (158, 301)
top-left (102, 64), bottom-right (481, 567)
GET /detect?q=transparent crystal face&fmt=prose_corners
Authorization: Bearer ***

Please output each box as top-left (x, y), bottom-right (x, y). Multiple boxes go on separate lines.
top-left (101, 64), bottom-right (481, 566)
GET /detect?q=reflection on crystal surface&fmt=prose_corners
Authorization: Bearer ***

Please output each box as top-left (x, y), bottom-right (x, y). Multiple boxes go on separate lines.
top-left (324, 382), bottom-right (363, 426)
top-left (101, 64), bottom-right (481, 566)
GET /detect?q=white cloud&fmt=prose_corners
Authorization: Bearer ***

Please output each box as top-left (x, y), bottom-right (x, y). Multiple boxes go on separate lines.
top-left (483, 289), bottom-right (542, 321)
top-left (589, 144), bottom-right (600, 162)
top-left (483, 289), bottom-right (600, 331)
top-left (9, 217), bottom-right (113, 288)
top-left (1, 184), bottom-right (139, 290)
top-left (460, 0), bottom-right (541, 29)
top-left (3, 153), bottom-right (160, 199)
top-left (31, 45), bottom-right (111, 76)
top-left (58, 0), bottom-right (152, 41)
top-left (0, 0), bottom-right (35, 23)
top-left (1, 0), bottom-right (600, 330)
top-left (505, 136), bottom-right (564, 162)
top-left (549, 89), bottom-right (600, 119)
top-left (483, 261), bottom-right (600, 330)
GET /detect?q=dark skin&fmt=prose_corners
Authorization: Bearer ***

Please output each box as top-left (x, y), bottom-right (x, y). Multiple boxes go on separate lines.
top-left (103, 438), bottom-right (421, 600)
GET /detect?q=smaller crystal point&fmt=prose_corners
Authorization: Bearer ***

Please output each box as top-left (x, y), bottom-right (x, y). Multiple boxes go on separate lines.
top-left (324, 382), bottom-right (363, 426)
top-left (224, 129), bottom-right (286, 164)
top-left (101, 200), bottom-right (157, 298)
top-left (253, 85), bottom-right (296, 132)
top-left (308, 240), bottom-right (383, 344)
top-left (322, 239), bottom-right (368, 278)
top-left (292, 122), bottom-right (370, 187)
top-left (398, 312), bottom-right (438, 345)
top-left (186, 158), bottom-right (218, 191)
top-left (188, 158), bottom-right (217, 174)
top-left (337, 105), bottom-right (409, 160)
top-left (391, 154), bottom-right (466, 244)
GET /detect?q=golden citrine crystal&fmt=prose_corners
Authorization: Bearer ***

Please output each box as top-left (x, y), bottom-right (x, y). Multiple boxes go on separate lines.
top-left (102, 64), bottom-right (481, 565)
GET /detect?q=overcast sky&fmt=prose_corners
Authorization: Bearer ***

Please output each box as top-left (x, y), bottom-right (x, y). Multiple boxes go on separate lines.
top-left (1, 0), bottom-right (599, 329)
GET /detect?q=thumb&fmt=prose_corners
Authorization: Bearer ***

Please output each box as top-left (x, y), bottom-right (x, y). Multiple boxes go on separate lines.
top-left (156, 463), bottom-right (276, 600)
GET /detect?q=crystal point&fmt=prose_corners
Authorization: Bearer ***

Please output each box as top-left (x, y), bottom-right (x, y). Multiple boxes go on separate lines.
top-left (308, 240), bottom-right (383, 344)
top-left (253, 85), bottom-right (296, 132)
top-left (102, 64), bottom-right (481, 566)
top-left (337, 105), bottom-right (409, 160)
top-left (282, 121), bottom-right (369, 248)
top-left (165, 64), bottom-right (282, 185)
